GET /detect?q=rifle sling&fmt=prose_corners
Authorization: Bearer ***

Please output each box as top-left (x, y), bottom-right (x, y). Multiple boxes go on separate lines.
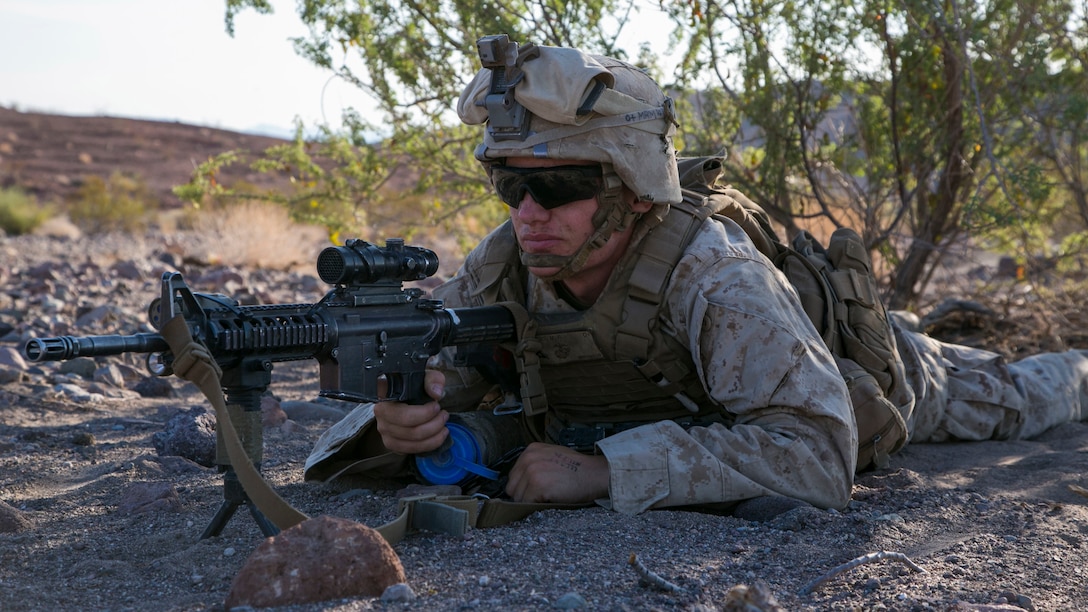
top-left (161, 315), bottom-right (590, 545)
top-left (162, 315), bottom-right (310, 531)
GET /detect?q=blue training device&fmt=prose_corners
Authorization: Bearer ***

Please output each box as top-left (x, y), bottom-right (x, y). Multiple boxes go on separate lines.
top-left (415, 422), bottom-right (501, 485)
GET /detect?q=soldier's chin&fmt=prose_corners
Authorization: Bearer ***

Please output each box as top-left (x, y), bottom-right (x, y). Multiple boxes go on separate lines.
top-left (527, 264), bottom-right (565, 279)
top-left (520, 251), bottom-right (570, 280)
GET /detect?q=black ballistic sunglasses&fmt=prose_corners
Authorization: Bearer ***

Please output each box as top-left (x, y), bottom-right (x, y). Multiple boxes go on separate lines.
top-left (490, 164), bottom-right (603, 210)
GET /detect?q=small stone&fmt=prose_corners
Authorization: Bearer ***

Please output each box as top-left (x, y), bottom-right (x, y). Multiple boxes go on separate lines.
top-left (74, 304), bottom-right (120, 329)
top-left (132, 376), bottom-right (176, 398)
top-left (0, 499), bottom-right (33, 533)
top-left (116, 482), bottom-right (183, 515)
top-left (380, 583), bottom-right (417, 603)
top-left (261, 395), bottom-right (287, 428)
top-left (93, 363), bottom-right (127, 388)
top-left (38, 295), bottom-right (64, 313)
top-left (722, 580), bottom-right (782, 610)
top-left (110, 260), bottom-right (143, 280)
top-left (279, 419), bottom-right (307, 435)
top-left (553, 592), bottom-right (588, 609)
top-left (0, 346), bottom-right (28, 370)
top-left (0, 366), bottom-right (25, 384)
top-left (59, 357), bottom-right (97, 379)
top-left (52, 383), bottom-right (103, 403)
top-left (157, 251), bottom-right (185, 269)
top-left (153, 455), bottom-right (211, 475)
top-left (71, 431), bottom-right (96, 446)
top-left (332, 489), bottom-right (370, 502)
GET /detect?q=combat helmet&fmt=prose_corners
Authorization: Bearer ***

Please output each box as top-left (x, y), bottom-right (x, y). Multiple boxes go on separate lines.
top-left (458, 35), bottom-right (681, 279)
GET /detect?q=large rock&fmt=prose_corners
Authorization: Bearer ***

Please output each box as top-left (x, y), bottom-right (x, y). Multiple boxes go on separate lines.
top-left (152, 407), bottom-right (217, 467)
top-left (226, 515), bottom-right (405, 608)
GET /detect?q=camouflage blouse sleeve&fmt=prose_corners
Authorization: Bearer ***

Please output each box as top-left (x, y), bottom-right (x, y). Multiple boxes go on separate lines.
top-left (596, 219), bottom-right (857, 514)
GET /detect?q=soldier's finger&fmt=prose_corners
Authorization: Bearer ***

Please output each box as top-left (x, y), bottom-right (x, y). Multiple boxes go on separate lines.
top-left (386, 423), bottom-right (449, 455)
top-left (374, 402), bottom-right (444, 450)
top-left (505, 462), bottom-right (526, 501)
top-left (376, 375), bottom-right (388, 400)
top-left (424, 369), bottom-right (445, 401)
top-left (377, 404), bottom-right (448, 439)
top-left (376, 409), bottom-right (449, 454)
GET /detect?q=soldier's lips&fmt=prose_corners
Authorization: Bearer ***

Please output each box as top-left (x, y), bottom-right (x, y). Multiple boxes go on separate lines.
top-left (519, 236), bottom-right (566, 252)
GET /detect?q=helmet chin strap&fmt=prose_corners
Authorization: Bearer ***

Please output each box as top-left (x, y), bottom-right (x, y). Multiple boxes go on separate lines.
top-left (520, 165), bottom-right (638, 281)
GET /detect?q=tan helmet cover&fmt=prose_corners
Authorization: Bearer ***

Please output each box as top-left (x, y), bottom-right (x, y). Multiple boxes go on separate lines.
top-left (458, 45), bottom-right (682, 205)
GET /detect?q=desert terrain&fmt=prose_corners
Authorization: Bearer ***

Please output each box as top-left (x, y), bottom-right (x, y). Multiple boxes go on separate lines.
top-left (1, 107), bottom-right (1087, 611)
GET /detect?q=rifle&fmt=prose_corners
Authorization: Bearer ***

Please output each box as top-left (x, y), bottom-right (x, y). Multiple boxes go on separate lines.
top-left (23, 238), bottom-right (521, 538)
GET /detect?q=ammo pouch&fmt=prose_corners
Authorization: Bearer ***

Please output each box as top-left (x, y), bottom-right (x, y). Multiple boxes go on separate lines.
top-left (835, 355), bottom-right (907, 470)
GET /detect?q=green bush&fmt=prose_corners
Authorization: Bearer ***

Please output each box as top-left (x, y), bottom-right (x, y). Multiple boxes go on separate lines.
top-left (68, 172), bottom-right (156, 233)
top-left (0, 187), bottom-right (52, 235)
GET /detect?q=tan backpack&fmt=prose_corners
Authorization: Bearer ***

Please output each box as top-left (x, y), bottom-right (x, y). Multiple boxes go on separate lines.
top-left (675, 157), bottom-right (910, 470)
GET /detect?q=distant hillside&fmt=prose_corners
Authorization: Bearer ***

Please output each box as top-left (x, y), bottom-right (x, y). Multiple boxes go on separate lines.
top-left (0, 106), bottom-right (295, 208)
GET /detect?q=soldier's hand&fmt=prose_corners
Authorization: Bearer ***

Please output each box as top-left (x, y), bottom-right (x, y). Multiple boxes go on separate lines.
top-left (372, 369), bottom-right (449, 454)
top-left (506, 442), bottom-right (609, 504)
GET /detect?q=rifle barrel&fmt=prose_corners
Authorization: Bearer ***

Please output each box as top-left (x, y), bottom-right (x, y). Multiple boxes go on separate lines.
top-left (24, 333), bottom-right (169, 362)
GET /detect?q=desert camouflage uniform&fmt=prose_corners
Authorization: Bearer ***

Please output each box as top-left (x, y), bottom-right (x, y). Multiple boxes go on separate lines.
top-left (894, 328), bottom-right (1088, 444)
top-left (305, 216), bottom-right (1088, 517)
top-left (306, 215), bottom-right (859, 513)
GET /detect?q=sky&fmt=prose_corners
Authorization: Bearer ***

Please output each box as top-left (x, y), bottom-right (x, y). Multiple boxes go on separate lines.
top-left (0, 0), bottom-right (368, 139)
top-left (0, 0), bottom-right (672, 140)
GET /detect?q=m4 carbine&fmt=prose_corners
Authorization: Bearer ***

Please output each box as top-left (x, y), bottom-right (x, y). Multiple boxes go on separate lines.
top-left (26, 238), bottom-right (518, 405)
top-left (23, 238), bottom-right (521, 537)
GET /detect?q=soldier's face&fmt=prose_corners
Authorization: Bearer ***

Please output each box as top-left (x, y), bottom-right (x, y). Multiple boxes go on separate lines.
top-left (503, 157), bottom-right (643, 281)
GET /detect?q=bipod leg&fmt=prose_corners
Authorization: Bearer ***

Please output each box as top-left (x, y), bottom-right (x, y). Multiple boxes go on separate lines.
top-left (198, 369), bottom-right (277, 539)
top-left (200, 466), bottom-right (280, 539)
top-left (246, 500), bottom-right (280, 537)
